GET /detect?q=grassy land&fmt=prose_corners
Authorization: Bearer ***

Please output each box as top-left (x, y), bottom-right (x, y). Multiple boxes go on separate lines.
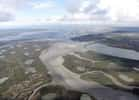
top-left (63, 51), bottom-right (127, 74)
top-left (63, 55), bottom-right (94, 74)
top-left (0, 41), bottom-right (51, 95)
top-left (108, 71), bottom-right (139, 86)
top-left (63, 50), bottom-right (139, 90)
top-left (81, 72), bottom-right (114, 86)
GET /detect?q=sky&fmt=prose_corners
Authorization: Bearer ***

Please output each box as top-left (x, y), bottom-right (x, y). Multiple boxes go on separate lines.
top-left (0, 0), bottom-right (139, 27)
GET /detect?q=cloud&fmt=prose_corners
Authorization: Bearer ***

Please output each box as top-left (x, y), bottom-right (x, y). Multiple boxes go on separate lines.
top-left (98, 0), bottom-right (139, 22)
top-left (64, 0), bottom-right (107, 23)
top-left (66, 0), bottom-right (97, 14)
top-left (64, 0), bottom-right (139, 24)
top-left (0, 12), bottom-right (13, 22)
top-left (0, 0), bottom-right (27, 22)
top-left (1, 0), bottom-right (139, 25)
top-left (31, 1), bottom-right (56, 9)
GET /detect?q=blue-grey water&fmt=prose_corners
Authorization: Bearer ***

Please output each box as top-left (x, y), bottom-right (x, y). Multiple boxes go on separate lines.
top-left (1, 25), bottom-right (139, 42)
top-left (0, 30), bottom-right (69, 42)
top-left (88, 43), bottom-right (139, 61)
top-left (0, 25), bottom-right (114, 42)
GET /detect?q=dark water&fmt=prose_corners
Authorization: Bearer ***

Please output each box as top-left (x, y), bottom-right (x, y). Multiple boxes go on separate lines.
top-left (88, 43), bottom-right (139, 61)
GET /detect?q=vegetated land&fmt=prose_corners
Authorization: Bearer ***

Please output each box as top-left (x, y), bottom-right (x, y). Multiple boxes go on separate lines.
top-left (101, 33), bottom-right (139, 52)
top-left (0, 30), bottom-right (139, 100)
top-left (0, 41), bottom-right (51, 99)
top-left (71, 32), bottom-right (139, 52)
top-left (63, 50), bottom-right (139, 90)
top-left (40, 41), bottom-right (139, 100)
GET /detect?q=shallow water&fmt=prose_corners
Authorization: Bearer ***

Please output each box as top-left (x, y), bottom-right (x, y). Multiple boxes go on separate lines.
top-left (88, 43), bottom-right (139, 61)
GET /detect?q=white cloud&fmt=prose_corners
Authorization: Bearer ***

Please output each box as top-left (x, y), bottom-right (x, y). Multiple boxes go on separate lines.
top-left (98, 0), bottom-right (139, 22)
top-left (66, 0), bottom-right (97, 13)
top-left (0, 12), bottom-right (13, 21)
top-left (0, 0), bottom-right (27, 22)
top-left (63, 0), bottom-right (107, 23)
top-left (1, 0), bottom-right (139, 26)
top-left (63, 0), bottom-right (139, 25)
top-left (31, 1), bottom-right (56, 9)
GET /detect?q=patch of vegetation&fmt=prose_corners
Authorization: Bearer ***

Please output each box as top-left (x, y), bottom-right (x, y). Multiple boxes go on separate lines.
top-left (108, 71), bottom-right (139, 87)
top-left (81, 72), bottom-right (114, 86)
top-left (0, 41), bottom-right (51, 97)
top-left (101, 34), bottom-right (139, 52)
top-left (63, 55), bottom-right (94, 74)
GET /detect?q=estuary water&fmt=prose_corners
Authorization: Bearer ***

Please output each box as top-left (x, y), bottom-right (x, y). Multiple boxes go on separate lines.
top-left (88, 43), bottom-right (139, 61)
